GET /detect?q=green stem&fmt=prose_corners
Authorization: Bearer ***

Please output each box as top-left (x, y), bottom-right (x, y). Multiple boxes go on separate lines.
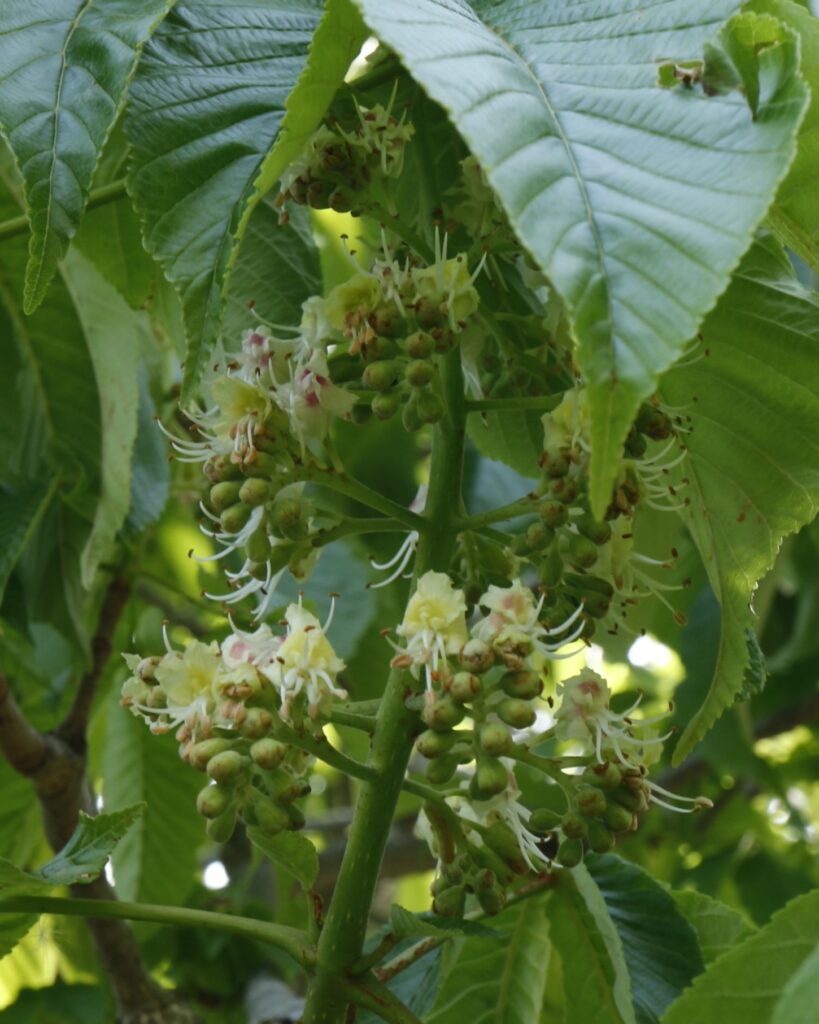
top-left (456, 495), bottom-right (539, 530)
top-left (328, 707), bottom-right (377, 732)
top-left (301, 348), bottom-right (467, 1024)
top-left (465, 396), bottom-right (562, 414)
top-left (300, 465), bottom-right (425, 532)
top-left (0, 178), bottom-right (128, 241)
top-left (0, 895), bottom-right (312, 969)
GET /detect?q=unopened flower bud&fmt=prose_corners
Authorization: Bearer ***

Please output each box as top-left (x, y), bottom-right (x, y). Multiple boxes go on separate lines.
top-left (587, 819), bottom-right (615, 853)
top-left (415, 391), bottom-right (444, 425)
top-left (575, 513), bottom-right (612, 546)
top-left (254, 796), bottom-right (290, 836)
top-left (239, 477), bottom-right (272, 507)
top-left (539, 500), bottom-right (567, 528)
top-left (362, 360), bottom-right (398, 392)
top-left (207, 750), bottom-right (249, 784)
top-left (209, 481), bottom-right (242, 512)
top-left (496, 698), bottom-right (536, 729)
top-left (204, 454), bottom-right (242, 483)
top-left (206, 809), bottom-right (238, 843)
top-left (422, 694), bottom-right (465, 731)
top-left (567, 533), bottom-right (598, 570)
top-left (250, 738), bottom-right (287, 769)
top-left (416, 729), bottom-right (458, 759)
top-left (188, 738), bottom-right (234, 771)
top-left (405, 359), bottom-right (434, 387)
top-left (239, 707), bottom-right (273, 739)
top-left (220, 502), bottom-right (253, 534)
top-left (371, 392), bottom-right (400, 420)
top-left (561, 813), bottom-right (588, 840)
top-left (425, 753), bottom-right (459, 785)
top-left (584, 762), bottom-right (622, 790)
top-left (197, 783), bottom-right (234, 819)
top-left (576, 786), bottom-right (607, 817)
top-left (405, 330), bottom-right (435, 359)
top-left (528, 808), bottom-right (562, 834)
top-left (501, 670), bottom-right (543, 700)
top-left (448, 671), bottom-right (482, 703)
top-left (474, 758), bottom-right (509, 798)
top-left (433, 883), bottom-right (466, 918)
top-left (459, 639), bottom-right (495, 674)
top-left (478, 722), bottom-right (511, 757)
top-left (604, 801), bottom-right (634, 833)
top-left (556, 837), bottom-right (584, 867)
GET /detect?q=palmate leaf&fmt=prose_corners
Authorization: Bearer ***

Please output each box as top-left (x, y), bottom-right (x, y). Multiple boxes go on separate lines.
top-left (350, 0), bottom-right (808, 516)
top-left (671, 890), bottom-right (756, 966)
top-left (663, 239), bottom-right (819, 762)
top-left (0, 0), bottom-right (172, 313)
top-left (126, 0), bottom-right (365, 400)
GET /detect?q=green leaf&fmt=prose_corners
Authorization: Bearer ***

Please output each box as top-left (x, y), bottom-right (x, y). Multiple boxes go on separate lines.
top-left (664, 240), bottom-right (819, 762)
top-left (426, 895), bottom-right (550, 1024)
top-left (749, 0), bottom-right (819, 271)
top-left (60, 251), bottom-right (142, 587)
top-left (126, 0), bottom-right (363, 399)
top-left (223, 201), bottom-right (321, 342)
top-left (358, 944), bottom-right (442, 1024)
top-left (772, 941), bottom-right (819, 1024)
top-left (671, 890), bottom-right (757, 965)
top-left (36, 805), bottom-right (144, 888)
top-left (549, 867), bottom-right (636, 1024)
top-left (125, 370), bottom-right (170, 533)
top-left (0, 478), bottom-right (58, 603)
top-left (389, 905), bottom-right (499, 941)
top-left (662, 889), bottom-right (819, 1024)
top-left (73, 198), bottom-right (157, 310)
top-left (247, 828), bottom-right (319, 891)
top-left (467, 411), bottom-right (542, 480)
top-left (0, 915), bottom-right (38, 963)
top-left (102, 696), bottom-right (203, 906)
top-left (0, 983), bottom-right (114, 1023)
top-left (0, 0), bottom-right (172, 312)
top-left (350, 0), bottom-right (808, 516)
top-left (587, 856), bottom-right (704, 1024)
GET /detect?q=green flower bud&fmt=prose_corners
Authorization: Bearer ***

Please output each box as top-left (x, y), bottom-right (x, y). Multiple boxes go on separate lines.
top-left (624, 430), bottom-right (648, 458)
top-left (415, 391), bottom-right (444, 425)
top-left (539, 499), bottom-right (567, 528)
top-left (613, 786), bottom-right (649, 814)
top-left (197, 783), bottom-right (234, 820)
top-left (472, 867), bottom-right (497, 894)
top-left (478, 722), bottom-right (512, 757)
top-left (501, 670), bottom-right (543, 700)
top-left (206, 809), bottom-right (238, 843)
top-left (221, 502), bottom-right (253, 534)
top-left (239, 707), bottom-right (274, 740)
top-left (405, 359), bottom-right (434, 387)
top-left (459, 639), bottom-right (495, 674)
top-left (425, 753), bottom-right (459, 785)
top-left (422, 694), bottom-right (465, 731)
top-left (561, 813), bottom-right (588, 840)
top-left (556, 837), bottom-right (584, 868)
top-left (604, 801), bottom-right (634, 834)
top-left (528, 808), bottom-right (562, 835)
top-left (286, 803), bottom-right (306, 831)
top-left (474, 758), bottom-right (509, 798)
top-left (575, 513), bottom-right (612, 546)
top-left (207, 751), bottom-right (249, 784)
top-left (550, 476), bottom-right (577, 503)
top-left (416, 729), bottom-right (458, 759)
top-left (526, 522), bottom-right (553, 552)
top-left (583, 762), bottom-right (622, 790)
top-left (448, 671), bottom-right (482, 703)
top-left (542, 452), bottom-right (570, 479)
top-left (476, 883), bottom-right (506, 916)
top-left (635, 403), bottom-right (672, 440)
top-left (401, 399), bottom-right (423, 433)
top-left (250, 738), bottom-right (287, 770)
top-left (496, 698), bottom-right (536, 729)
top-left (362, 360), bottom-right (399, 392)
top-left (210, 481), bottom-right (242, 512)
top-left (567, 533), bottom-right (598, 570)
top-left (576, 786), bottom-right (607, 817)
top-left (405, 330), bottom-right (435, 359)
top-left (188, 738), bottom-right (234, 772)
top-left (239, 477), bottom-right (272, 507)
top-left (483, 822), bottom-right (527, 874)
top-left (371, 392), bottom-right (400, 421)
top-left (204, 454), bottom-right (242, 483)
top-left (246, 525), bottom-right (272, 563)
top-left (587, 819), bottom-right (615, 854)
top-left (538, 546), bottom-right (564, 587)
top-left (271, 497), bottom-right (307, 538)
top-left (254, 796), bottom-right (290, 837)
top-left (433, 883), bottom-right (466, 918)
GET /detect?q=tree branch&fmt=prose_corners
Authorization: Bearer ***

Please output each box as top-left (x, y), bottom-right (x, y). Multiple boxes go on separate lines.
top-left (0, 578), bottom-right (202, 1023)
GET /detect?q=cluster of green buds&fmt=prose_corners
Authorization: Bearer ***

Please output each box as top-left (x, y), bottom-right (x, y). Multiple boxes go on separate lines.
top-left (325, 231), bottom-right (485, 432)
top-left (499, 386), bottom-right (692, 642)
top-left (276, 93), bottom-right (414, 218)
top-left (399, 574), bottom-right (711, 913)
top-left (121, 601), bottom-right (347, 842)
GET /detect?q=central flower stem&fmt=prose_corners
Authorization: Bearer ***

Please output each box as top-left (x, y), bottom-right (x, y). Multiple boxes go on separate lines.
top-left (301, 349), bottom-right (466, 1024)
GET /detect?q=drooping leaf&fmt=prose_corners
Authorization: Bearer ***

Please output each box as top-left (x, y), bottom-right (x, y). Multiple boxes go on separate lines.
top-left (664, 240), bottom-right (819, 762)
top-left (126, 0), bottom-right (364, 399)
top-left (102, 696), bottom-right (203, 906)
top-left (0, 0), bottom-right (172, 312)
top-left (426, 894), bottom-right (550, 1024)
top-left (36, 805), bottom-right (144, 888)
top-left (0, 479), bottom-right (58, 603)
top-left (548, 867), bottom-right (636, 1024)
top-left (750, 0), bottom-right (819, 272)
top-left (247, 829), bottom-right (319, 892)
top-left (350, 0), bottom-right (808, 515)
top-left (671, 890), bottom-right (757, 965)
top-left (662, 889), bottom-right (819, 1024)
top-left (587, 855), bottom-right (704, 1024)
top-left (60, 251), bottom-right (143, 587)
